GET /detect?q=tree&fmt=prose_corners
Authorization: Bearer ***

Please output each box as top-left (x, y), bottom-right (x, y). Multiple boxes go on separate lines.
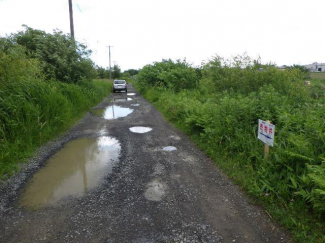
top-left (136, 59), bottom-right (200, 92)
top-left (112, 65), bottom-right (121, 79)
top-left (9, 26), bottom-right (96, 83)
top-left (286, 64), bottom-right (310, 79)
top-left (124, 69), bottom-right (139, 76)
top-left (96, 66), bottom-right (109, 79)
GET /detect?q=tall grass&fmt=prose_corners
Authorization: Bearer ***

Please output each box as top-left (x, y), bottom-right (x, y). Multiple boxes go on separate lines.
top-left (0, 30), bottom-right (112, 179)
top-left (135, 56), bottom-right (325, 242)
top-left (0, 79), bottom-right (111, 179)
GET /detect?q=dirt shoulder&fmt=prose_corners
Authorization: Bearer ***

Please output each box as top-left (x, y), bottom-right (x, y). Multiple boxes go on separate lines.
top-left (0, 84), bottom-right (291, 243)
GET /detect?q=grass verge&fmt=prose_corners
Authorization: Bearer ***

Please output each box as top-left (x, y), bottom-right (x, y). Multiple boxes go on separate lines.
top-left (0, 79), bottom-right (112, 181)
top-left (137, 86), bottom-right (325, 243)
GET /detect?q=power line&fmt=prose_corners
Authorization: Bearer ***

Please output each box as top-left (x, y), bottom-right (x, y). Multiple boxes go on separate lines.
top-left (75, 0), bottom-right (82, 12)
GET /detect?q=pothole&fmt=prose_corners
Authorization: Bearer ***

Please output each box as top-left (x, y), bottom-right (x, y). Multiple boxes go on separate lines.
top-left (170, 135), bottom-right (181, 140)
top-left (114, 98), bottom-right (133, 102)
top-left (163, 146), bottom-right (177, 151)
top-left (127, 93), bottom-right (136, 96)
top-left (131, 104), bottom-right (140, 107)
top-left (144, 179), bottom-right (167, 201)
top-left (129, 126), bottom-right (152, 133)
top-left (154, 163), bottom-right (165, 176)
top-left (91, 105), bottom-right (133, 120)
top-left (19, 136), bottom-right (121, 210)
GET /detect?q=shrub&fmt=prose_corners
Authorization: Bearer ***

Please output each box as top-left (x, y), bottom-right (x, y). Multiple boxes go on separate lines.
top-left (5, 26), bottom-right (96, 83)
top-left (136, 59), bottom-right (200, 92)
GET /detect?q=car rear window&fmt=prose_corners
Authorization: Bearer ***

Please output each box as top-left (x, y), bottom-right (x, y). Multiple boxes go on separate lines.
top-left (114, 80), bottom-right (126, 84)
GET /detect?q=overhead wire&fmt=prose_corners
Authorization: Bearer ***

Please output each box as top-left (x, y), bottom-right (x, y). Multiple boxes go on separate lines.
top-left (74, 0), bottom-right (82, 12)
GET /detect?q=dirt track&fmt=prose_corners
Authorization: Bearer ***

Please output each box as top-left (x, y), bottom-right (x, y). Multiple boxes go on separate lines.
top-left (0, 84), bottom-right (291, 242)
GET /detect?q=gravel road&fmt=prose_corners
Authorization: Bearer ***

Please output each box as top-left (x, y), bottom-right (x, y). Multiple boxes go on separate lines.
top-left (0, 84), bottom-right (291, 243)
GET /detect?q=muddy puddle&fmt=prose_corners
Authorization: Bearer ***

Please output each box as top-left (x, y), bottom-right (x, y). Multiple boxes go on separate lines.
top-left (92, 105), bottom-right (133, 120)
top-left (127, 93), bottom-right (136, 96)
top-left (114, 98), bottom-right (133, 102)
top-left (19, 136), bottom-right (121, 210)
top-left (129, 126), bottom-right (152, 133)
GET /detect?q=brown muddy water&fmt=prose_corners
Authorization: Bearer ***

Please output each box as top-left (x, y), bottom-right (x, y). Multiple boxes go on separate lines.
top-left (92, 105), bottom-right (134, 120)
top-left (19, 136), bottom-right (121, 210)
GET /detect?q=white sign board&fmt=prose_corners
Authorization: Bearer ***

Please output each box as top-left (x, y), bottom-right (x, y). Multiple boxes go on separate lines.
top-left (258, 119), bottom-right (275, 147)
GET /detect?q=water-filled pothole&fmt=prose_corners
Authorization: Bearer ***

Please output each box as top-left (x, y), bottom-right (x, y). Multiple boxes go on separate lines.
top-left (92, 105), bottom-right (133, 119)
top-left (129, 126), bottom-right (152, 133)
top-left (19, 136), bottom-right (121, 210)
top-left (170, 135), bottom-right (181, 140)
top-left (114, 98), bottom-right (133, 102)
top-left (127, 93), bottom-right (136, 96)
top-left (163, 146), bottom-right (177, 151)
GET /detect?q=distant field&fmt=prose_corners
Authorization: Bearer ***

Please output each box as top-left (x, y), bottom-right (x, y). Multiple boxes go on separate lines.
top-left (309, 72), bottom-right (325, 80)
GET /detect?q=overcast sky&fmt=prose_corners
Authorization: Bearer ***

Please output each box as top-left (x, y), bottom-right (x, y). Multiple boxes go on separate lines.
top-left (0, 0), bottom-right (324, 71)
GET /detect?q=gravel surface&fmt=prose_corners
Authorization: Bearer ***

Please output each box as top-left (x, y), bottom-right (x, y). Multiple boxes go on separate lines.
top-left (0, 84), bottom-right (292, 243)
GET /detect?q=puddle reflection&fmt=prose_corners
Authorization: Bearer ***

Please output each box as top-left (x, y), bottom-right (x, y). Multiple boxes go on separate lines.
top-left (19, 136), bottom-right (121, 210)
top-left (163, 146), bottom-right (177, 151)
top-left (129, 126), bottom-right (152, 133)
top-left (127, 93), bottom-right (136, 96)
top-left (92, 105), bottom-right (133, 120)
top-left (114, 98), bottom-right (133, 102)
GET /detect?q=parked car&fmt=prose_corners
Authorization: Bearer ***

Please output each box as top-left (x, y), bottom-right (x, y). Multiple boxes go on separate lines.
top-left (112, 80), bottom-right (127, 93)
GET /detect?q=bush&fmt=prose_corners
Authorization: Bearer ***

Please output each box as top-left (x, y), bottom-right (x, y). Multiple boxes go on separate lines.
top-left (4, 26), bottom-right (96, 83)
top-left (135, 55), bottom-right (325, 242)
top-left (136, 59), bottom-right (200, 92)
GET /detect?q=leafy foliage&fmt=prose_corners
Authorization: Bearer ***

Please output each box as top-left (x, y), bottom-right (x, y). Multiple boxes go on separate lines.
top-left (135, 55), bottom-right (325, 242)
top-left (136, 59), bottom-right (200, 92)
top-left (112, 64), bottom-right (121, 79)
top-left (0, 27), bottom-right (111, 179)
top-left (5, 26), bottom-right (96, 83)
top-left (299, 159), bottom-right (325, 213)
top-left (96, 66), bottom-right (109, 79)
top-left (124, 69), bottom-right (139, 77)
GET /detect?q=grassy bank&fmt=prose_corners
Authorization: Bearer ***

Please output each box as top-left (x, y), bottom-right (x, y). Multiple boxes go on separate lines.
top-left (134, 57), bottom-right (325, 242)
top-left (0, 27), bottom-right (113, 180)
top-left (0, 79), bottom-right (111, 180)
top-left (310, 72), bottom-right (325, 80)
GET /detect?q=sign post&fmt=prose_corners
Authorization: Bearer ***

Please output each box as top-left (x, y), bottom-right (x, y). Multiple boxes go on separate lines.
top-left (258, 119), bottom-right (275, 159)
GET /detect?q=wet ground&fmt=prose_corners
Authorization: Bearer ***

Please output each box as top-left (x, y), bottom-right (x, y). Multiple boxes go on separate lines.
top-left (0, 84), bottom-right (291, 242)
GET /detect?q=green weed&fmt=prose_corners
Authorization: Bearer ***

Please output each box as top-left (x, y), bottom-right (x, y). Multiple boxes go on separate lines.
top-left (135, 56), bottom-right (325, 242)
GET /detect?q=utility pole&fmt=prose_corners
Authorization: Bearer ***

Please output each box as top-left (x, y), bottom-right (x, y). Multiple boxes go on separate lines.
top-left (108, 46), bottom-right (112, 79)
top-left (68, 0), bottom-right (75, 39)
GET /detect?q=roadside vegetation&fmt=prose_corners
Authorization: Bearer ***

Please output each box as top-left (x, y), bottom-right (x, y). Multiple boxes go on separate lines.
top-left (134, 56), bottom-right (325, 243)
top-left (310, 72), bottom-right (325, 80)
top-left (0, 26), bottom-right (111, 180)
top-left (96, 65), bottom-right (139, 80)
